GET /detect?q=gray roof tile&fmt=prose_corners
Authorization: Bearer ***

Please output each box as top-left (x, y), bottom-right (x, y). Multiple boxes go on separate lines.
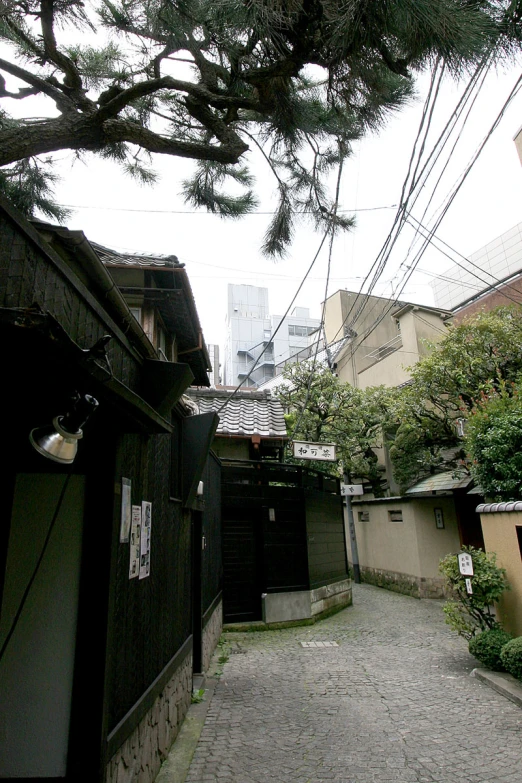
top-left (188, 389), bottom-right (287, 438)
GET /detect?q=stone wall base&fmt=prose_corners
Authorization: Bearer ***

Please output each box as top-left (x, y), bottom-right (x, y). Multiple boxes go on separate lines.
top-left (360, 566), bottom-right (446, 599)
top-left (105, 651), bottom-right (192, 783)
top-left (202, 600), bottom-right (223, 674)
top-left (262, 579), bottom-right (352, 624)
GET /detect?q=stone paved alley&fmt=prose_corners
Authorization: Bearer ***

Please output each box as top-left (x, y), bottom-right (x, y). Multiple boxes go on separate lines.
top-left (184, 584), bottom-right (522, 783)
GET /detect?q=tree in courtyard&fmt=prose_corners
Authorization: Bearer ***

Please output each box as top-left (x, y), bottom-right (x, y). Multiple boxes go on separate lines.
top-left (0, 1), bottom-right (521, 246)
top-left (466, 383), bottom-right (522, 501)
top-left (387, 306), bottom-right (522, 490)
top-left (276, 361), bottom-right (390, 496)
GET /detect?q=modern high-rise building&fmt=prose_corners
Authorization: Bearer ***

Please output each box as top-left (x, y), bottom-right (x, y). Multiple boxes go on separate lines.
top-left (223, 284), bottom-right (320, 388)
top-left (206, 343), bottom-right (220, 386)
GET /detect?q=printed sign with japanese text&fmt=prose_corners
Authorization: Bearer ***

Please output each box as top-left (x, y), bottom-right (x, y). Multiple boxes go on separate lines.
top-left (293, 441), bottom-right (337, 462)
top-left (458, 552), bottom-right (474, 576)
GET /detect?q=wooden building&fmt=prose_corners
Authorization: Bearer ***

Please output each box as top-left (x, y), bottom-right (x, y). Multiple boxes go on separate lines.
top-left (0, 198), bottom-right (221, 783)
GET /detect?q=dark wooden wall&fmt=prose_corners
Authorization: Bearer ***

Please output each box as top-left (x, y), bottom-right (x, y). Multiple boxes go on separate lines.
top-left (305, 490), bottom-right (348, 589)
top-left (201, 452), bottom-right (222, 620)
top-left (106, 431), bottom-right (191, 734)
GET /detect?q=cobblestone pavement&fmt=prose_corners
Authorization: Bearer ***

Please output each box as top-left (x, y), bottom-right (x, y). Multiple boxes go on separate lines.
top-left (185, 585), bottom-right (522, 783)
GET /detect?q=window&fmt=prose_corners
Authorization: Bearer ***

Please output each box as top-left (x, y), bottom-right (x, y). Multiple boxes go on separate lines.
top-left (157, 323), bottom-right (169, 361)
top-left (288, 324), bottom-right (309, 337)
top-left (517, 527), bottom-right (522, 561)
top-left (129, 306), bottom-right (142, 324)
top-left (388, 510), bottom-right (403, 523)
top-left (358, 511), bottom-right (370, 523)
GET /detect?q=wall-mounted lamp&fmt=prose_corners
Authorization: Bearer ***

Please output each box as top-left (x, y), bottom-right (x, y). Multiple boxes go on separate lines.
top-left (29, 393), bottom-right (99, 464)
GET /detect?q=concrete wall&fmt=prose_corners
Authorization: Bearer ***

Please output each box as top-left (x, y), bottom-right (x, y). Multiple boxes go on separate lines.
top-left (351, 497), bottom-right (461, 598)
top-left (327, 291), bottom-right (447, 390)
top-left (262, 578), bottom-right (352, 623)
top-left (105, 652), bottom-right (192, 783)
top-left (431, 222), bottom-right (522, 311)
top-left (479, 510), bottom-right (522, 637)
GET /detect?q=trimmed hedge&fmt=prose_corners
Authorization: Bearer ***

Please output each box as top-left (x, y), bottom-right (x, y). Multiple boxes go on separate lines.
top-left (468, 629), bottom-right (512, 671)
top-left (500, 636), bottom-right (522, 681)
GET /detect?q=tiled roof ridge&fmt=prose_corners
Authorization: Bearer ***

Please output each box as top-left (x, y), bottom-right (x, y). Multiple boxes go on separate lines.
top-left (476, 501), bottom-right (522, 513)
top-left (188, 387), bottom-right (274, 399)
top-left (91, 241), bottom-right (183, 268)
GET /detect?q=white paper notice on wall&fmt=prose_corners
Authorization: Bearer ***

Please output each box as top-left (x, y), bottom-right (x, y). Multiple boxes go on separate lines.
top-left (129, 505), bottom-right (141, 579)
top-left (139, 500), bottom-right (152, 579)
top-left (120, 477), bottom-right (132, 542)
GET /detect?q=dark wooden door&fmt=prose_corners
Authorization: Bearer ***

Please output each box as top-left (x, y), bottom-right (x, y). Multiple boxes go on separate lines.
top-left (222, 510), bottom-right (262, 622)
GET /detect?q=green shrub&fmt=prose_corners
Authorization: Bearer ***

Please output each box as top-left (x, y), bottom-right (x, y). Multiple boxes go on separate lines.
top-left (439, 547), bottom-right (509, 640)
top-left (468, 629), bottom-right (512, 671)
top-left (500, 637), bottom-right (522, 680)
top-left (465, 386), bottom-right (522, 502)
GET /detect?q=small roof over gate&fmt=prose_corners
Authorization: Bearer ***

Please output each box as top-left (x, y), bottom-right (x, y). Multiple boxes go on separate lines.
top-left (406, 471), bottom-right (473, 496)
top-left (189, 388), bottom-right (287, 439)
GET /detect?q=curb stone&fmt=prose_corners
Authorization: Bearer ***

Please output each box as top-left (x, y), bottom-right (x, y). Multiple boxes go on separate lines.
top-left (471, 667), bottom-right (522, 708)
top-left (154, 677), bottom-right (218, 783)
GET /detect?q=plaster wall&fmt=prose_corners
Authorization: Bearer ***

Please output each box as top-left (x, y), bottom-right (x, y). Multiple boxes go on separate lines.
top-left (479, 511), bottom-right (522, 637)
top-left (0, 474), bottom-right (84, 778)
top-left (414, 498), bottom-right (461, 579)
top-left (211, 437), bottom-right (250, 461)
top-left (353, 500), bottom-right (421, 576)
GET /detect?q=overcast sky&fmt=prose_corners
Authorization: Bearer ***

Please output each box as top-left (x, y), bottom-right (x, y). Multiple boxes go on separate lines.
top-left (34, 62), bottom-right (522, 354)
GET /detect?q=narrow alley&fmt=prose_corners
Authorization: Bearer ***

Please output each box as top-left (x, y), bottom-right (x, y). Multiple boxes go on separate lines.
top-left (181, 584), bottom-right (521, 783)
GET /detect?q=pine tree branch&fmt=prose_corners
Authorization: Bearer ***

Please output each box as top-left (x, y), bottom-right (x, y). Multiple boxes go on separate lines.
top-left (0, 113), bottom-right (249, 167)
top-left (96, 76), bottom-right (260, 121)
top-left (0, 57), bottom-right (75, 113)
top-left (40, 0), bottom-right (83, 93)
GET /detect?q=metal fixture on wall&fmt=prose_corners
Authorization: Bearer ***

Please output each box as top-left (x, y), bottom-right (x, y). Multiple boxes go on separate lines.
top-left (29, 393), bottom-right (99, 464)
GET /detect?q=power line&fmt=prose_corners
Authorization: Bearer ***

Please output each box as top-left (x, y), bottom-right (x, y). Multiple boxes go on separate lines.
top-left (405, 215), bottom-right (522, 306)
top-left (328, 61), bottom-right (447, 345)
top-left (331, 50), bottom-right (498, 347)
top-left (59, 203), bottom-right (396, 216)
top-left (334, 72), bottom-right (522, 375)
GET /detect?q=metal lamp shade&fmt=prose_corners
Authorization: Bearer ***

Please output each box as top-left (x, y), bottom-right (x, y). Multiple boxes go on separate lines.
top-left (29, 416), bottom-right (83, 464)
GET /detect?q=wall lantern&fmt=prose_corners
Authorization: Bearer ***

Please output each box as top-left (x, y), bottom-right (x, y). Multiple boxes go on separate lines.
top-left (29, 393), bottom-right (99, 464)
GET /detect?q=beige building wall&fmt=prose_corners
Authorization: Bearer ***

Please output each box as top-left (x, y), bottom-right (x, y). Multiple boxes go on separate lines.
top-left (351, 497), bottom-right (461, 597)
top-left (354, 500), bottom-right (421, 575)
top-left (325, 290), bottom-right (449, 390)
top-left (414, 498), bottom-right (461, 578)
top-left (479, 510), bottom-right (522, 636)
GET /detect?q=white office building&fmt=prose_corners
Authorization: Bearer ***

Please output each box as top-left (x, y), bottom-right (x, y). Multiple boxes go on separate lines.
top-left (223, 284), bottom-right (320, 388)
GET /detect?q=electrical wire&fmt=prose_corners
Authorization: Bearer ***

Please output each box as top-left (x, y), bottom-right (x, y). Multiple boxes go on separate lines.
top-left (330, 49), bottom-right (500, 348)
top-left (334, 72), bottom-right (522, 377)
top-left (291, 157), bottom-right (345, 437)
top-left (405, 216), bottom-right (522, 305)
top-left (327, 61), bottom-right (447, 345)
top-left (59, 203), bottom-right (396, 216)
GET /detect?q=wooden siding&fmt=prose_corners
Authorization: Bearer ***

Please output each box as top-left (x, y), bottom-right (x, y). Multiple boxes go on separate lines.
top-left (305, 490), bottom-right (348, 589)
